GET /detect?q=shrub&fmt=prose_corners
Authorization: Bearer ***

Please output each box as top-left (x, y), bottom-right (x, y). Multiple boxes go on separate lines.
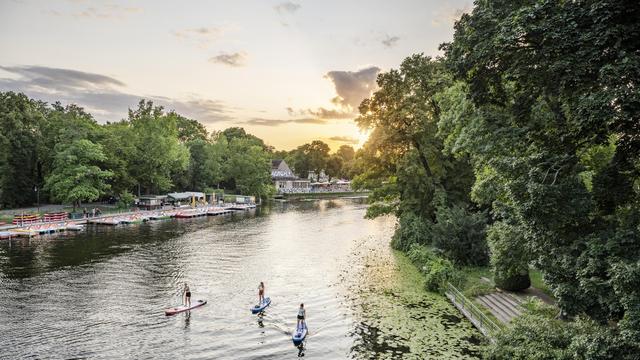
top-left (488, 221), bottom-right (531, 291)
top-left (424, 257), bottom-right (463, 293)
top-left (391, 212), bottom-right (432, 251)
top-left (430, 203), bottom-right (489, 266)
top-left (485, 314), bottom-right (640, 360)
top-left (117, 191), bottom-right (135, 209)
top-left (406, 244), bottom-right (462, 293)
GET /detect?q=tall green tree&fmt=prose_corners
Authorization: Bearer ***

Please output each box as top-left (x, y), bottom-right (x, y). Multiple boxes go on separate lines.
top-left (44, 139), bottom-right (113, 210)
top-left (225, 137), bottom-right (273, 198)
top-left (127, 100), bottom-right (189, 195)
top-left (0, 92), bottom-right (45, 207)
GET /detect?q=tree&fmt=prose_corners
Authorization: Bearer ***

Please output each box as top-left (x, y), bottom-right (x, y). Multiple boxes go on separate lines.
top-left (224, 137), bottom-right (274, 198)
top-left (44, 139), bottom-right (113, 210)
top-left (127, 100), bottom-right (189, 195)
top-left (325, 155), bottom-right (343, 181)
top-left (0, 92), bottom-right (45, 207)
top-left (307, 140), bottom-right (330, 181)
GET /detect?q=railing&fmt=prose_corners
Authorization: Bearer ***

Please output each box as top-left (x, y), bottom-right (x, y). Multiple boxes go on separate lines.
top-left (445, 282), bottom-right (501, 341)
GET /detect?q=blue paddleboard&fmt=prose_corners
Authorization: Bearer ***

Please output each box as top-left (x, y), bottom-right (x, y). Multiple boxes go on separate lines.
top-left (251, 297), bottom-right (271, 314)
top-left (292, 323), bottom-right (308, 346)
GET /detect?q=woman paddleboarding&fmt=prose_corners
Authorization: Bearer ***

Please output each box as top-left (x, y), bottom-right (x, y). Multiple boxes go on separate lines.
top-left (258, 282), bottom-right (265, 304)
top-left (184, 283), bottom-right (191, 307)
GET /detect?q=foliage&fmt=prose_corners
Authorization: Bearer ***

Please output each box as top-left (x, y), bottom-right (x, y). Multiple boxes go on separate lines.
top-left (391, 212), bottom-right (432, 251)
top-left (224, 137), bottom-right (274, 198)
top-left (0, 92), bottom-right (45, 207)
top-left (116, 190), bottom-right (135, 209)
top-left (441, 0), bottom-right (640, 335)
top-left (44, 139), bottom-right (113, 209)
top-left (487, 221), bottom-right (531, 291)
top-left (406, 244), bottom-right (463, 293)
top-left (430, 201), bottom-right (489, 266)
top-left (485, 314), bottom-right (640, 360)
top-left (127, 100), bottom-right (189, 194)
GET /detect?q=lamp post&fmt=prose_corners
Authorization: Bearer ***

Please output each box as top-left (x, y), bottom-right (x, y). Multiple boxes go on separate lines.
top-left (33, 185), bottom-right (40, 214)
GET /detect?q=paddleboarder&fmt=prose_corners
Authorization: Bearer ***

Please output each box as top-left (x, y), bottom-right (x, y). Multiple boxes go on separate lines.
top-left (183, 283), bottom-right (191, 307)
top-left (258, 281), bottom-right (265, 304)
top-left (297, 303), bottom-right (306, 327)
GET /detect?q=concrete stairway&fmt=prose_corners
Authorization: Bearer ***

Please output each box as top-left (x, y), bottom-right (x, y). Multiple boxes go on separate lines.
top-left (476, 292), bottom-right (522, 323)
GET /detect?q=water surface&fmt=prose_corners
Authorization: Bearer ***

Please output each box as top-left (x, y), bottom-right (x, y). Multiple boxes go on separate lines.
top-left (0, 199), bottom-right (481, 359)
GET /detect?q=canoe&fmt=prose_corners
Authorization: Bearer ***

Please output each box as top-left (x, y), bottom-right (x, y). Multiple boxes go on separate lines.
top-left (164, 299), bottom-right (207, 316)
top-left (250, 297), bottom-right (271, 314)
top-left (292, 323), bottom-right (308, 346)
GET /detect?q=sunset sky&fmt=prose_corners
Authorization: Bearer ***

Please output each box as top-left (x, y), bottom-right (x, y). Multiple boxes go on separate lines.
top-left (0, 0), bottom-right (471, 150)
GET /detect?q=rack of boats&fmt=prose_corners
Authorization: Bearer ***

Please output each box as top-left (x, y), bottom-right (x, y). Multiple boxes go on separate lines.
top-left (0, 204), bottom-right (257, 239)
top-left (0, 222), bottom-right (84, 239)
top-left (88, 204), bottom-right (256, 225)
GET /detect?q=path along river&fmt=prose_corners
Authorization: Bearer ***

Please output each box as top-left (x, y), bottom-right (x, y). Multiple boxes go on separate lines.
top-left (0, 198), bottom-right (482, 359)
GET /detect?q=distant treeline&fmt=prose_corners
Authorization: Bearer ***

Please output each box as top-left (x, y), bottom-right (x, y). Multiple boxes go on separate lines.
top-left (352, 0), bottom-right (640, 358)
top-left (0, 95), bottom-right (356, 209)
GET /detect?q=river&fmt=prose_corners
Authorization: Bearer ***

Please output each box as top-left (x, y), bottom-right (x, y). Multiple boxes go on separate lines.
top-left (0, 198), bottom-right (482, 359)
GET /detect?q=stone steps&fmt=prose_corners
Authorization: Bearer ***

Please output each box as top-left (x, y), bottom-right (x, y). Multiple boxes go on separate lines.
top-left (476, 292), bottom-right (522, 323)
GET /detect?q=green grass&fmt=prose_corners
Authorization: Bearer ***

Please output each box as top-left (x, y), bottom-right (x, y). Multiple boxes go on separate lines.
top-left (529, 269), bottom-right (553, 297)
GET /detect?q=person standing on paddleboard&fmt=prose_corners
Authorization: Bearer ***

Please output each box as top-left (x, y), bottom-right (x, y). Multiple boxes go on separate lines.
top-left (184, 283), bottom-right (191, 307)
top-left (258, 282), bottom-right (265, 304)
top-left (297, 303), bottom-right (306, 327)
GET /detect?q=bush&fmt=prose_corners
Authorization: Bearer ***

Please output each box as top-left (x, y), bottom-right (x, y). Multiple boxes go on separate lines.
top-left (391, 213), bottom-right (432, 251)
top-left (117, 191), bottom-right (135, 209)
top-left (424, 257), bottom-right (463, 293)
top-left (430, 203), bottom-right (489, 266)
top-left (488, 221), bottom-right (531, 291)
top-left (406, 244), bottom-right (462, 293)
top-left (485, 314), bottom-right (640, 360)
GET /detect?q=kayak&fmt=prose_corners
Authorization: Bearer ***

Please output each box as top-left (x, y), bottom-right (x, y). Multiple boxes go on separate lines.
top-left (251, 297), bottom-right (271, 314)
top-left (292, 323), bottom-right (308, 346)
top-left (164, 299), bottom-right (207, 316)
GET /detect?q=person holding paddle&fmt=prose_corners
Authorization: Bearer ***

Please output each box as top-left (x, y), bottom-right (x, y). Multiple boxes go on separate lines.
top-left (258, 281), bottom-right (265, 304)
top-left (184, 283), bottom-right (191, 307)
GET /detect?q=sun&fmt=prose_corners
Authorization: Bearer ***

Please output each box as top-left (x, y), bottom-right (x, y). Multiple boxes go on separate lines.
top-left (356, 130), bottom-right (370, 148)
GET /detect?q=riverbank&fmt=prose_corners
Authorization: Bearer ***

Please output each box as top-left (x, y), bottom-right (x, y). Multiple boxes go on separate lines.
top-left (344, 231), bottom-right (485, 359)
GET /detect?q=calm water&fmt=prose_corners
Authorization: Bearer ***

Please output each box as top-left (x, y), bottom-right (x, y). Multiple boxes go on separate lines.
top-left (0, 199), bottom-right (482, 359)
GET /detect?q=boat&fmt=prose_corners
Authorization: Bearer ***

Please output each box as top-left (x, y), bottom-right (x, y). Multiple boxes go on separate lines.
top-left (164, 299), bottom-right (207, 316)
top-left (251, 297), bottom-right (271, 314)
top-left (292, 323), bottom-right (308, 346)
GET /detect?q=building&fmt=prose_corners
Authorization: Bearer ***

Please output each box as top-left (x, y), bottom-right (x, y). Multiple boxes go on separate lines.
top-left (138, 195), bottom-right (167, 210)
top-left (307, 170), bottom-right (329, 183)
top-left (271, 159), bottom-right (310, 193)
top-left (167, 192), bottom-right (206, 206)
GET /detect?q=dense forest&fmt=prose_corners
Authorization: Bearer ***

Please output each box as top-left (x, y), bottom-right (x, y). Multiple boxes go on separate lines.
top-left (0, 95), bottom-right (356, 209)
top-left (352, 0), bottom-right (639, 358)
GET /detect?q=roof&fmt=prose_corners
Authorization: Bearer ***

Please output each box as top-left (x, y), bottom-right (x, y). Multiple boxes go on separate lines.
top-left (139, 195), bottom-right (167, 199)
top-left (271, 159), bottom-right (283, 169)
top-left (167, 191), bottom-right (205, 200)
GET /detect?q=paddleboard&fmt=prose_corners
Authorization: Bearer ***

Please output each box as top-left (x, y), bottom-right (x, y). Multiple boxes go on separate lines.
top-left (292, 323), bottom-right (308, 346)
top-left (251, 297), bottom-right (271, 314)
top-left (164, 299), bottom-right (207, 316)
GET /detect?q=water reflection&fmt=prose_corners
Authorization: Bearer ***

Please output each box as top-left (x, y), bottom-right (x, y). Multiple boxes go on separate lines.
top-left (0, 198), bottom-right (480, 359)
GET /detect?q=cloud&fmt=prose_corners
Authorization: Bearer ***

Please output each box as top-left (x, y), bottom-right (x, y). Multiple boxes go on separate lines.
top-left (243, 117), bottom-right (326, 126)
top-left (43, 2), bottom-right (142, 19)
top-left (381, 34), bottom-right (400, 48)
top-left (287, 106), bottom-right (354, 120)
top-left (329, 136), bottom-right (359, 144)
top-left (431, 4), bottom-right (472, 27)
top-left (209, 52), bottom-right (247, 67)
top-left (325, 66), bottom-right (381, 112)
top-left (173, 27), bottom-right (223, 47)
top-left (0, 65), bottom-right (232, 124)
top-left (274, 1), bottom-right (300, 14)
